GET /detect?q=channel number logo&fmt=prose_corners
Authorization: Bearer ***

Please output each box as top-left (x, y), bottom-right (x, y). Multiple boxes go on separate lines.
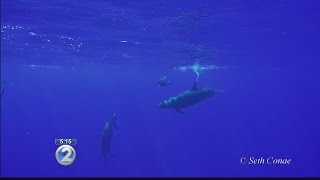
top-left (55, 145), bottom-right (76, 166)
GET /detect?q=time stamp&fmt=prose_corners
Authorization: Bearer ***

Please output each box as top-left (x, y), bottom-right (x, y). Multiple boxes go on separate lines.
top-left (55, 139), bottom-right (77, 166)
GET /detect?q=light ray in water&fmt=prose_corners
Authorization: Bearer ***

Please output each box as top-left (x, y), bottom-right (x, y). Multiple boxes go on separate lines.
top-left (174, 61), bottom-right (227, 81)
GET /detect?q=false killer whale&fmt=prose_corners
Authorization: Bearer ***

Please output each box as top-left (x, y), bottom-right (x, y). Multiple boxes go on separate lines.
top-left (1, 80), bottom-right (14, 96)
top-left (159, 81), bottom-right (222, 114)
top-left (158, 76), bottom-right (172, 87)
top-left (101, 114), bottom-right (118, 160)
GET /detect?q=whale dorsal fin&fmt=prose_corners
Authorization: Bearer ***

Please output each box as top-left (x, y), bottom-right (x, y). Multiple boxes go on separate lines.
top-left (191, 81), bottom-right (198, 91)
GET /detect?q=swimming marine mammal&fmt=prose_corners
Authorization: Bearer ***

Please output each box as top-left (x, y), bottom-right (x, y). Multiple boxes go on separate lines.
top-left (158, 76), bottom-right (172, 87)
top-left (1, 80), bottom-right (14, 96)
top-left (101, 114), bottom-right (118, 160)
top-left (159, 81), bottom-right (222, 114)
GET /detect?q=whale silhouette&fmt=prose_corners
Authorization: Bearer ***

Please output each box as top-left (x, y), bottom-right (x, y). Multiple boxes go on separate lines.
top-left (159, 81), bottom-right (222, 114)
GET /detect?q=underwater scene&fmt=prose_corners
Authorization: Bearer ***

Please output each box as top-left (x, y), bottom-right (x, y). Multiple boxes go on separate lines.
top-left (1, 0), bottom-right (320, 177)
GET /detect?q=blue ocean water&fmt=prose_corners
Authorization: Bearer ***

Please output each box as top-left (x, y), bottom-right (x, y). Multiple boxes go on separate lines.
top-left (1, 0), bottom-right (320, 177)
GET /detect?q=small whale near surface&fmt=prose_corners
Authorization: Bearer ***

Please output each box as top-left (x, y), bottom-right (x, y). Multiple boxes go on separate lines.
top-left (1, 80), bottom-right (14, 96)
top-left (158, 76), bottom-right (172, 87)
top-left (158, 81), bottom-right (222, 114)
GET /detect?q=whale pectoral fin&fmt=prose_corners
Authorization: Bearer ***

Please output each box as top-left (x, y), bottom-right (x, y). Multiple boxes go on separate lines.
top-left (175, 108), bottom-right (184, 114)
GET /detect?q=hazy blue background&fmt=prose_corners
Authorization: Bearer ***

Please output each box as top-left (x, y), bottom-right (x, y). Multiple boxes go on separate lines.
top-left (1, 0), bottom-right (320, 177)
